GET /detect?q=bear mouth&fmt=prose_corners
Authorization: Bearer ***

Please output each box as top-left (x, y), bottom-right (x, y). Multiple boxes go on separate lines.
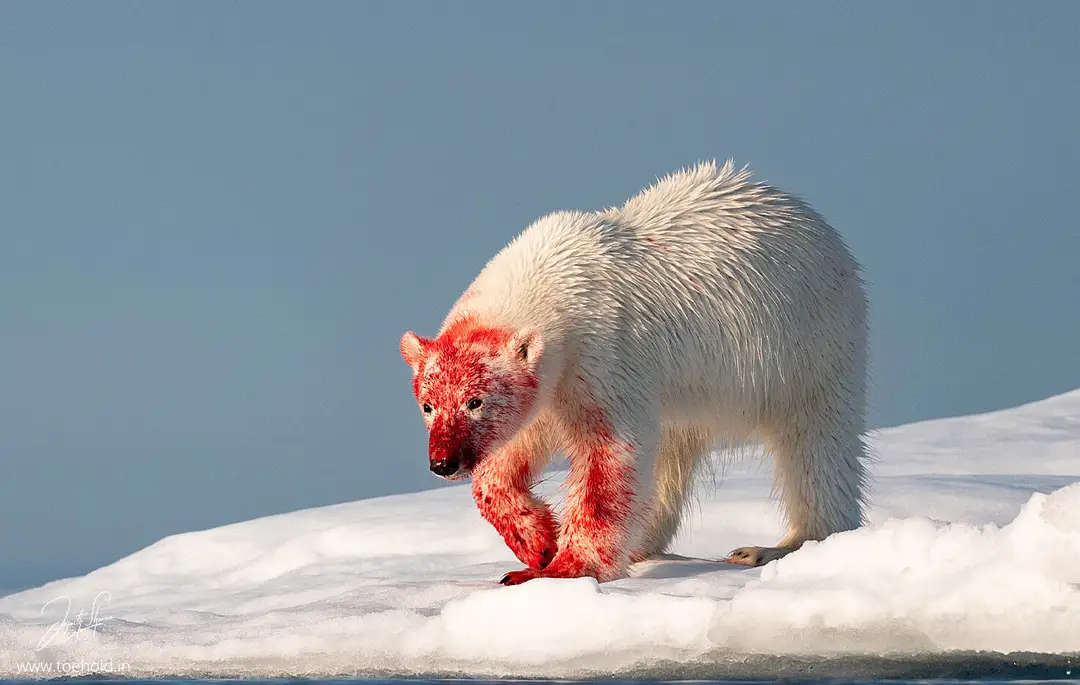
top-left (438, 468), bottom-right (472, 482)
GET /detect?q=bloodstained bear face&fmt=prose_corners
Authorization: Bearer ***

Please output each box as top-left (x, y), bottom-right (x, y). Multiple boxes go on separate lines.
top-left (400, 320), bottom-right (542, 480)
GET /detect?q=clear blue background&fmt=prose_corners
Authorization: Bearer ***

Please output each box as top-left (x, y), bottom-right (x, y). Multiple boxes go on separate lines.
top-left (2, 2), bottom-right (1077, 594)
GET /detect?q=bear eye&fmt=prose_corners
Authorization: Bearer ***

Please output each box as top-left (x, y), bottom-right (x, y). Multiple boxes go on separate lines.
top-left (422, 403), bottom-right (433, 414)
top-left (467, 398), bottom-right (483, 410)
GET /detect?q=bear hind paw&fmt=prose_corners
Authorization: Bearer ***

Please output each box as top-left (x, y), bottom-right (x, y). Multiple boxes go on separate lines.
top-left (721, 545), bottom-right (797, 567)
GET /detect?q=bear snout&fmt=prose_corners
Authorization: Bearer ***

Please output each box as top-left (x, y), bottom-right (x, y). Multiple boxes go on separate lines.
top-left (429, 445), bottom-right (477, 479)
top-left (429, 457), bottom-right (459, 477)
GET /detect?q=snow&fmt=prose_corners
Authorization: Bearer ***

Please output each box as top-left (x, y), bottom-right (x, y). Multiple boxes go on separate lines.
top-left (2, 390), bottom-right (1079, 679)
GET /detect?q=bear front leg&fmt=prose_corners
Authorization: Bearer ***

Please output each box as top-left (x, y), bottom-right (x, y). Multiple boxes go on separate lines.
top-left (501, 409), bottom-right (649, 585)
top-left (472, 450), bottom-right (558, 572)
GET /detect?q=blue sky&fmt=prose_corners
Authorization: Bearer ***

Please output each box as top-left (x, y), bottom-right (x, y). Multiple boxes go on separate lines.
top-left (1, 2), bottom-right (1077, 593)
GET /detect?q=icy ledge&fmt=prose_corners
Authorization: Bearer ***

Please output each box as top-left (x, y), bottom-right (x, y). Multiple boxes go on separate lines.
top-left (1, 390), bottom-right (1079, 679)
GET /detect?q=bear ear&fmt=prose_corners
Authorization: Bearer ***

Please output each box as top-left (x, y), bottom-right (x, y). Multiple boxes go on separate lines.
top-left (506, 329), bottom-right (543, 372)
top-left (400, 331), bottom-right (431, 374)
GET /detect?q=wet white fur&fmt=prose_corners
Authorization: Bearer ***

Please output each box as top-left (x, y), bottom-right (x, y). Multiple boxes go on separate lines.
top-left (444, 160), bottom-right (869, 565)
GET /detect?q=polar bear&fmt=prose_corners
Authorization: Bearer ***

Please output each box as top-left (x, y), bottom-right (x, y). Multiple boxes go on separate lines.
top-left (400, 161), bottom-right (869, 585)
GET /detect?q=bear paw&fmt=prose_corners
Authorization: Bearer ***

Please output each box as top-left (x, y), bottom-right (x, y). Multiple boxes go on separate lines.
top-left (499, 554), bottom-right (609, 584)
top-left (499, 566), bottom-right (593, 585)
top-left (722, 545), bottom-right (796, 567)
top-left (499, 569), bottom-right (541, 585)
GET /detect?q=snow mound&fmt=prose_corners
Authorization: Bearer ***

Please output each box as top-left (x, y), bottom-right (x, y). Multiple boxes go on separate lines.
top-left (1, 390), bottom-right (1079, 679)
top-left (714, 484), bottom-right (1080, 655)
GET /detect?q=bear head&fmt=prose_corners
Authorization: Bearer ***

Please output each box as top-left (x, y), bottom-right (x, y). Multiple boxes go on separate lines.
top-left (400, 320), bottom-right (543, 480)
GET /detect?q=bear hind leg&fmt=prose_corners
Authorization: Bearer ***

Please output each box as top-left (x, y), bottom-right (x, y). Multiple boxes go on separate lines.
top-left (630, 425), bottom-right (708, 563)
top-left (726, 396), bottom-right (868, 567)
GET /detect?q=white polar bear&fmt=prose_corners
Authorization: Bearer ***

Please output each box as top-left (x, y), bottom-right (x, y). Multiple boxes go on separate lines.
top-left (401, 161), bottom-right (869, 584)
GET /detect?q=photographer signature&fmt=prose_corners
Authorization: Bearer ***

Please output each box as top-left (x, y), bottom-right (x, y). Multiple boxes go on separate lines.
top-left (35, 591), bottom-right (113, 651)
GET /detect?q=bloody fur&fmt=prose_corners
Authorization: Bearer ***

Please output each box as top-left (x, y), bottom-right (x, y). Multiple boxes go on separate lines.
top-left (403, 318), bottom-right (636, 584)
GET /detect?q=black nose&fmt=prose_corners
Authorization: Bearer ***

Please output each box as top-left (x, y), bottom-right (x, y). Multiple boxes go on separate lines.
top-left (430, 458), bottom-right (459, 477)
